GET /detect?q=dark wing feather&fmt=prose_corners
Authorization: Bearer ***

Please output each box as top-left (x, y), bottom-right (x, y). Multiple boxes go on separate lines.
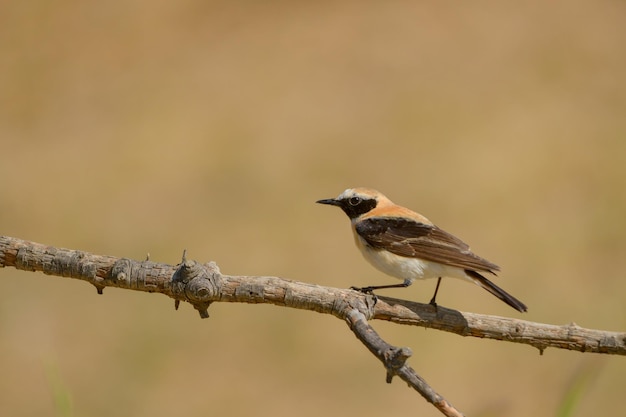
top-left (355, 217), bottom-right (500, 273)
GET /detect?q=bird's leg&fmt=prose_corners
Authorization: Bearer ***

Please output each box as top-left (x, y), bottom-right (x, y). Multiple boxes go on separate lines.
top-left (429, 277), bottom-right (442, 308)
top-left (351, 279), bottom-right (412, 294)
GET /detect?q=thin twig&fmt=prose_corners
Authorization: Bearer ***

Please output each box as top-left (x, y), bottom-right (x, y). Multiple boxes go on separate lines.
top-left (344, 309), bottom-right (463, 417)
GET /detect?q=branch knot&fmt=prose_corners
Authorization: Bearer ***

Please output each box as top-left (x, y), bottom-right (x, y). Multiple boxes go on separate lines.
top-left (171, 260), bottom-right (222, 318)
top-left (383, 346), bottom-right (413, 383)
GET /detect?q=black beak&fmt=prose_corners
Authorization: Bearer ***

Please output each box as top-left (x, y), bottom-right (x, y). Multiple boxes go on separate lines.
top-left (316, 198), bottom-right (342, 207)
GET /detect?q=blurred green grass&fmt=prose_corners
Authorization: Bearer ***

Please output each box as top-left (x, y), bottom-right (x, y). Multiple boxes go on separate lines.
top-left (1, 1), bottom-right (625, 416)
top-left (556, 359), bottom-right (604, 417)
top-left (45, 360), bottom-right (73, 417)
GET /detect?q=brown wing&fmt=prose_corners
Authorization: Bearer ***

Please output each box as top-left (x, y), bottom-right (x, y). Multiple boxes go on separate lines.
top-left (355, 217), bottom-right (500, 273)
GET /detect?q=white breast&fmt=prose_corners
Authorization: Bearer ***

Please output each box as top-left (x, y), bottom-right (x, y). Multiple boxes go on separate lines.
top-left (355, 235), bottom-right (471, 284)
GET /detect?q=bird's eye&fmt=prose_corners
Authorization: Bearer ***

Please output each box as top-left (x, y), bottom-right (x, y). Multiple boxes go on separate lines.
top-left (348, 197), bottom-right (362, 206)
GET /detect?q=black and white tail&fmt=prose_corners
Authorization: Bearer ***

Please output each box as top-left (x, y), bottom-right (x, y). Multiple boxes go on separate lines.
top-left (465, 270), bottom-right (528, 312)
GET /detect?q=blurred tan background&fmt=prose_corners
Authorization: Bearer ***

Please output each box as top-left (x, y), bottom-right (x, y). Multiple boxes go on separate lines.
top-left (1, 1), bottom-right (625, 416)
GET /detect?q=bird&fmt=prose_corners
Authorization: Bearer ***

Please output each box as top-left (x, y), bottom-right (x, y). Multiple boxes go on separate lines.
top-left (316, 187), bottom-right (527, 312)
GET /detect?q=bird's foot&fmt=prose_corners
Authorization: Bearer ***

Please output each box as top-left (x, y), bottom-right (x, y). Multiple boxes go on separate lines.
top-left (350, 286), bottom-right (378, 305)
top-left (351, 286), bottom-right (375, 294)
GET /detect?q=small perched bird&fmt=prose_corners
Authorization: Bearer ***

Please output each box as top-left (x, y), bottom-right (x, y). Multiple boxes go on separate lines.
top-left (317, 187), bottom-right (527, 312)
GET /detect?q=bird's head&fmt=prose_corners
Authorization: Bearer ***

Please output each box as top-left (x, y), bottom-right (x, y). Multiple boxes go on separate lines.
top-left (316, 187), bottom-right (390, 219)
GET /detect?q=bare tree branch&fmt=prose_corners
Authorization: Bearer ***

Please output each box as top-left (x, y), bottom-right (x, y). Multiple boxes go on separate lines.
top-left (345, 309), bottom-right (463, 417)
top-left (372, 297), bottom-right (626, 355)
top-left (1, 235), bottom-right (625, 416)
